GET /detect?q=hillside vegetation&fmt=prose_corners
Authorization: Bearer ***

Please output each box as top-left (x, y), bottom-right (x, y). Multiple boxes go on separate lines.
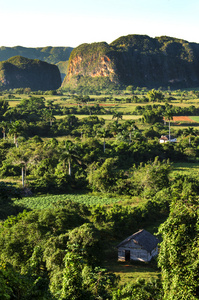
top-left (0, 46), bottom-right (73, 80)
top-left (0, 57), bottom-right (199, 298)
top-left (0, 56), bottom-right (61, 91)
top-left (62, 34), bottom-right (199, 92)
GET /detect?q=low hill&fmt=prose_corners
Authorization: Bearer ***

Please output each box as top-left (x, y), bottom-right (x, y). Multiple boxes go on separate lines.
top-left (62, 35), bottom-right (199, 90)
top-left (0, 56), bottom-right (62, 91)
top-left (0, 46), bottom-right (73, 81)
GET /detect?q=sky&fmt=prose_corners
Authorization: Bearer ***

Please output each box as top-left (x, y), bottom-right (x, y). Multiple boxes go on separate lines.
top-left (0, 0), bottom-right (199, 48)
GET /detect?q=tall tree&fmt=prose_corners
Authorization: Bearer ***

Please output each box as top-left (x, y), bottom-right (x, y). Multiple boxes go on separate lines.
top-left (0, 99), bottom-right (9, 116)
top-left (97, 127), bottom-right (109, 152)
top-left (158, 199), bottom-right (199, 299)
top-left (8, 120), bottom-right (23, 146)
top-left (0, 121), bottom-right (8, 139)
top-left (124, 120), bottom-right (138, 143)
top-left (183, 127), bottom-right (197, 145)
top-left (42, 108), bottom-right (55, 126)
top-left (112, 111), bottom-right (123, 123)
top-left (60, 141), bottom-right (80, 176)
top-left (9, 146), bottom-right (38, 187)
top-left (164, 110), bottom-right (173, 141)
top-left (142, 109), bottom-right (163, 124)
top-left (147, 89), bottom-right (164, 102)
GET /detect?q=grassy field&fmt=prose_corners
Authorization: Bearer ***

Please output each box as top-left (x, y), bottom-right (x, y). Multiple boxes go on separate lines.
top-left (13, 193), bottom-right (142, 209)
top-left (189, 116), bottom-right (199, 122)
top-left (105, 259), bottom-right (160, 285)
top-left (15, 194), bottom-right (129, 209)
top-left (171, 162), bottom-right (199, 177)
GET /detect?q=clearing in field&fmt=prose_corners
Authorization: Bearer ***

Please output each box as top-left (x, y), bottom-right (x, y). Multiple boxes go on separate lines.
top-left (171, 162), bottom-right (199, 177)
top-left (188, 116), bottom-right (199, 122)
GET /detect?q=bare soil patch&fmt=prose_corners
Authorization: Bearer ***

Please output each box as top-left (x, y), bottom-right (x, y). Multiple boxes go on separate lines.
top-left (172, 116), bottom-right (193, 122)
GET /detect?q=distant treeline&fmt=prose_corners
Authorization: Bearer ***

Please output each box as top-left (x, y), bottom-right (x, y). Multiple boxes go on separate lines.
top-left (133, 104), bottom-right (199, 116)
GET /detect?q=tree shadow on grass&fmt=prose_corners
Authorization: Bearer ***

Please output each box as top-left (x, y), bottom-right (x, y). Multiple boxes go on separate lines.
top-left (0, 202), bottom-right (31, 221)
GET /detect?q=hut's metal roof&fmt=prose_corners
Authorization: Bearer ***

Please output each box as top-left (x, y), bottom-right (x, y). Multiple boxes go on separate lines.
top-left (117, 229), bottom-right (159, 252)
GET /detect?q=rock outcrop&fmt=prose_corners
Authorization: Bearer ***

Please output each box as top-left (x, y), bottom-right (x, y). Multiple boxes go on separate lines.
top-left (62, 35), bottom-right (199, 89)
top-left (0, 56), bottom-right (62, 91)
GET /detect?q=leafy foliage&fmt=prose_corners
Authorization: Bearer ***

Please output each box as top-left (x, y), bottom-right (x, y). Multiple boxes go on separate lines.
top-left (158, 199), bottom-right (199, 299)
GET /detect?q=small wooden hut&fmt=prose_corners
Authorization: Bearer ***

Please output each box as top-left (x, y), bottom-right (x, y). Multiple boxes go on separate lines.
top-left (117, 229), bottom-right (159, 262)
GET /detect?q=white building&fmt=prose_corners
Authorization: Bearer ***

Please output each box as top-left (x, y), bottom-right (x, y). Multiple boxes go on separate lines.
top-left (159, 135), bottom-right (177, 143)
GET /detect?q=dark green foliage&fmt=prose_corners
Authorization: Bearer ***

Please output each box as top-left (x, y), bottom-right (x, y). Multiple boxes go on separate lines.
top-left (0, 202), bottom-right (124, 299)
top-left (0, 205), bottom-right (86, 272)
top-left (87, 157), bottom-right (126, 193)
top-left (0, 46), bottom-right (73, 64)
top-left (158, 199), bottom-right (199, 299)
top-left (0, 100), bottom-right (9, 116)
top-left (142, 109), bottom-right (163, 124)
top-left (0, 181), bottom-right (21, 204)
top-left (0, 262), bottom-right (53, 300)
top-left (0, 56), bottom-right (61, 91)
top-left (0, 182), bottom-right (22, 220)
top-left (130, 157), bottom-right (172, 198)
top-left (67, 223), bottom-right (101, 265)
top-left (59, 252), bottom-right (118, 300)
top-left (113, 278), bottom-right (163, 300)
top-left (62, 75), bottom-right (119, 94)
top-left (63, 34), bottom-right (199, 91)
top-left (0, 45), bottom-right (73, 80)
top-left (171, 174), bottom-right (199, 199)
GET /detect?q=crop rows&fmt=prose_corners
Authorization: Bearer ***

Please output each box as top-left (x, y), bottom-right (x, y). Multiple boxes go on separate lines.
top-left (14, 193), bottom-right (123, 209)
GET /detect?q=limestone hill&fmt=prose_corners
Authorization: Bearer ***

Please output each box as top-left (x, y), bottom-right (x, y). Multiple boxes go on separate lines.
top-left (0, 56), bottom-right (61, 91)
top-left (0, 46), bottom-right (73, 81)
top-left (62, 35), bottom-right (199, 90)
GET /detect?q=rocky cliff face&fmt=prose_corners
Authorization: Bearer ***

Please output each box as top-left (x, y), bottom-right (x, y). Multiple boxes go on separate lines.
top-left (0, 56), bottom-right (62, 91)
top-left (62, 35), bottom-right (199, 89)
top-left (63, 42), bottom-right (118, 84)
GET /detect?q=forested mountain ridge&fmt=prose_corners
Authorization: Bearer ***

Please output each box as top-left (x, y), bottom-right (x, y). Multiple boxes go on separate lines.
top-left (0, 56), bottom-right (62, 91)
top-left (0, 46), bottom-right (73, 80)
top-left (62, 34), bottom-right (199, 90)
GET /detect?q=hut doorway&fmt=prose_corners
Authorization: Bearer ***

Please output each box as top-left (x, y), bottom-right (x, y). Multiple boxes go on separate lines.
top-left (125, 250), bottom-right (130, 261)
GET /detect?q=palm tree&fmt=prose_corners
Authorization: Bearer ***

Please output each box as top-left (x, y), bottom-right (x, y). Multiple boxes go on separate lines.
top-left (42, 108), bottom-right (55, 126)
top-left (8, 120), bottom-right (23, 146)
top-left (125, 120), bottom-right (138, 143)
top-left (10, 147), bottom-right (38, 187)
top-left (97, 127), bottom-right (109, 152)
top-left (80, 124), bottom-right (91, 139)
top-left (60, 141), bottom-right (80, 176)
top-left (109, 121), bottom-right (121, 137)
top-left (0, 121), bottom-right (8, 139)
top-left (164, 110), bottom-right (173, 141)
top-left (183, 127), bottom-right (197, 145)
top-left (112, 112), bottom-right (123, 123)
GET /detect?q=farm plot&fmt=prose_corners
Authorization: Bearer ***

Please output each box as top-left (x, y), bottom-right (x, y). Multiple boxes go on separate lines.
top-left (14, 193), bottom-right (124, 209)
top-left (172, 116), bottom-right (194, 122)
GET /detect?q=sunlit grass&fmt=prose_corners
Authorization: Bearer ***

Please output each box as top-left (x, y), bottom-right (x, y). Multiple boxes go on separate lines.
top-left (189, 116), bottom-right (199, 122)
top-left (109, 261), bottom-right (160, 285)
top-left (171, 162), bottom-right (199, 177)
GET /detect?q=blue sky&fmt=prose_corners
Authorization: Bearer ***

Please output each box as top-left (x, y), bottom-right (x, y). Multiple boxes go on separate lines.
top-left (0, 0), bottom-right (199, 47)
